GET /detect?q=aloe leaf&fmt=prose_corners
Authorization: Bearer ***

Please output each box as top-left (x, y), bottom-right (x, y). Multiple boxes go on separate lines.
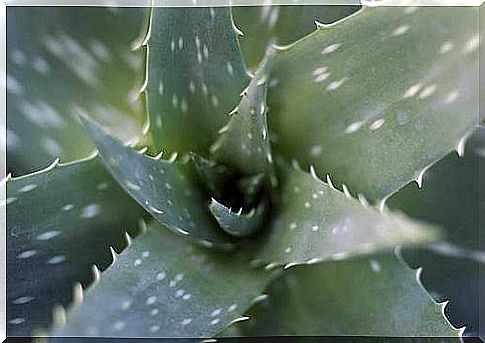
top-left (189, 153), bottom-right (233, 198)
top-left (81, 118), bottom-right (234, 249)
top-left (145, 7), bottom-right (249, 156)
top-left (387, 127), bottom-right (485, 337)
top-left (6, 157), bottom-right (144, 336)
top-left (268, 6), bottom-right (479, 202)
top-left (238, 253), bottom-right (460, 336)
top-left (209, 198), bottom-right (265, 238)
top-left (254, 166), bottom-right (437, 267)
top-left (51, 220), bottom-right (272, 338)
top-left (211, 49), bottom-right (274, 177)
top-left (7, 7), bottom-right (146, 174)
top-left (233, 4), bottom-right (360, 69)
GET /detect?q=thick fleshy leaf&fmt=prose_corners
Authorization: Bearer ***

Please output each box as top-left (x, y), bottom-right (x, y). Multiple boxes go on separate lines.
top-left (82, 118), bottom-right (234, 249)
top-left (254, 166), bottom-right (436, 267)
top-left (233, 5), bottom-right (360, 69)
top-left (209, 198), bottom-right (265, 238)
top-left (6, 7), bottom-right (146, 174)
top-left (238, 254), bottom-right (460, 336)
top-left (51, 220), bottom-right (272, 338)
top-left (6, 157), bottom-right (144, 336)
top-left (189, 153), bottom-right (232, 198)
top-left (388, 127), bottom-right (485, 337)
top-left (211, 49), bottom-right (274, 177)
top-left (268, 6), bottom-right (479, 201)
top-left (145, 6), bottom-right (249, 155)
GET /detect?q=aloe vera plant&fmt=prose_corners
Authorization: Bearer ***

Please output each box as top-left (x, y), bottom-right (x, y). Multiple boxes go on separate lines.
top-left (5, 3), bottom-right (482, 340)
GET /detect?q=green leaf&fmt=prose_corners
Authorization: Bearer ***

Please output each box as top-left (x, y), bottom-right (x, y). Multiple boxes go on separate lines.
top-left (81, 118), bottom-right (234, 249)
top-left (238, 253), bottom-right (460, 336)
top-left (145, 7), bottom-right (249, 156)
top-left (211, 49), bottom-right (274, 177)
top-left (254, 166), bottom-right (437, 267)
top-left (7, 7), bottom-right (147, 174)
top-left (51, 220), bottom-right (272, 338)
top-left (209, 198), bottom-right (265, 238)
top-left (268, 6), bottom-right (479, 202)
top-left (389, 127), bottom-right (484, 252)
top-left (387, 127), bottom-right (485, 337)
top-left (233, 4), bottom-right (360, 70)
top-left (6, 157), bottom-right (144, 336)
top-left (189, 153), bottom-right (233, 199)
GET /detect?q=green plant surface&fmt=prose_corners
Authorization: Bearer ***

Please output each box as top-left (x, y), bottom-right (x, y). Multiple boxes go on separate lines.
top-left (387, 127), bottom-right (484, 337)
top-left (237, 253), bottom-right (460, 336)
top-left (211, 49), bottom-right (274, 177)
top-left (254, 166), bottom-right (437, 267)
top-left (7, 7), bottom-right (147, 174)
top-left (81, 118), bottom-right (235, 249)
top-left (51, 220), bottom-right (272, 338)
top-left (6, 157), bottom-right (144, 335)
top-left (267, 6), bottom-right (479, 202)
top-left (209, 198), bottom-right (265, 238)
top-left (145, 7), bottom-right (249, 156)
top-left (233, 5), bottom-right (361, 70)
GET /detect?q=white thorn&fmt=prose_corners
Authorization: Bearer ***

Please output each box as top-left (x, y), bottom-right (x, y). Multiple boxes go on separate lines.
top-left (358, 194), bottom-right (369, 207)
top-left (309, 165), bottom-right (319, 180)
top-left (229, 107), bottom-right (238, 116)
top-left (168, 152), bottom-right (178, 163)
top-left (228, 316), bottom-right (250, 325)
top-left (307, 258), bottom-right (322, 265)
top-left (264, 262), bottom-right (278, 270)
top-left (138, 218), bottom-right (148, 233)
top-left (251, 294), bottom-right (268, 304)
top-left (52, 304), bottom-right (66, 327)
top-left (124, 232), bottom-right (133, 247)
top-left (342, 184), bottom-right (351, 198)
top-left (218, 124), bottom-right (230, 134)
top-left (72, 282), bottom-right (84, 307)
top-left (314, 20), bottom-right (328, 29)
top-left (137, 147), bottom-right (148, 154)
top-left (154, 150), bottom-right (164, 160)
top-left (291, 159), bottom-right (301, 170)
top-left (283, 262), bottom-right (298, 270)
top-left (92, 264), bottom-right (101, 284)
top-left (326, 174), bottom-right (336, 190)
top-left (378, 198), bottom-right (387, 213)
top-left (109, 247), bottom-right (117, 266)
top-left (416, 168), bottom-right (427, 188)
top-left (456, 135), bottom-right (468, 157)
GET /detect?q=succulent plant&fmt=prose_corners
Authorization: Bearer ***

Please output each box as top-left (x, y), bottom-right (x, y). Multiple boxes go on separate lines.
top-left (5, 2), bottom-right (482, 340)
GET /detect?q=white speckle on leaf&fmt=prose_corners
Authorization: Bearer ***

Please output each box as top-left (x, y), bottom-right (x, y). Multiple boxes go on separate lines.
top-left (289, 222), bottom-right (297, 230)
top-left (134, 259), bottom-right (142, 266)
top-left (180, 98), bottom-right (189, 113)
top-left (11, 49), bottom-right (26, 65)
top-left (8, 318), bottom-right (25, 325)
top-left (227, 62), bottom-right (234, 75)
top-left (211, 308), bottom-right (222, 317)
top-left (172, 93), bottom-right (179, 109)
top-left (41, 137), bottom-right (61, 155)
top-left (285, 247), bottom-right (291, 253)
top-left (310, 145), bottom-right (322, 156)
top-left (142, 251), bottom-right (150, 258)
top-left (149, 325), bottom-right (160, 333)
top-left (175, 289), bottom-right (185, 298)
top-left (18, 184), bottom-right (37, 193)
top-left (146, 296), bottom-right (157, 305)
top-left (189, 81), bottom-right (196, 94)
top-left (419, 84), bottom-right (436, 99)
top-left (391, 25), bottom-right (409, 36)
top-left (47, 255), bottom-right (66, 264)
top-left (464, 34), bottom-right (479, 54)
top-left (211, 95), bottom-right (219, 107)
top-left (62, 204), bottom-right (74, 211)
top-left (181, 318), bottom-right (192, 326)
top-left (183, 293), bottom-right (191, 300)
top-left (345, 121), bottom-right (363, 134)
top-left (211, 318), bottom-right (220, 325)
top-left (81, 204), bottom-right (101, 218)
top-left (439, 41), bottom-right (454, 54)
top-left (96, 182), bottom-right (109, 191)
top-left (314, 72), bottom-right (331, 83)
top-left (175, 273), bottom-right (184, 282)
top-left (112, 321), bottom-right (125, 331)
top-left (33, 56), bottom-right (50, 75)
top-left (370, 119), bottom-right (385, 131)
top-left (305, 202), bottom-right (311, 208)
top-left (17, 250), bottom-right (36, 259)
top-left (444, 90), bottom-right (459, 104)
top-left (178, 36), bottom-right (184, 50)
top-left (150, 308), bottom-right (159, 316)
top-left (156, 271), bottom-right (166, 281)
top-left (311, 225), bottom-right (319, 232)
top-left (403, 83), bottom-right (422, 98)
top-left (6, 74), bottom-right (23, 95)
top-left (158, 82), bottom-right (164, 96)
top-left (170, 39), bottom-right (175, 53)
top-left (227, 304), bottom-right (238, 312)
top-left (12, 296), bottom-right (34, 305)
top-left (321, 43), bottom-right (341, 55)
top-left (326, 77), bottom-right (348, 91)
top-left (37, 231), bottom-right (61, 241)
top-left (370, 259), bottom-right (381, 272)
